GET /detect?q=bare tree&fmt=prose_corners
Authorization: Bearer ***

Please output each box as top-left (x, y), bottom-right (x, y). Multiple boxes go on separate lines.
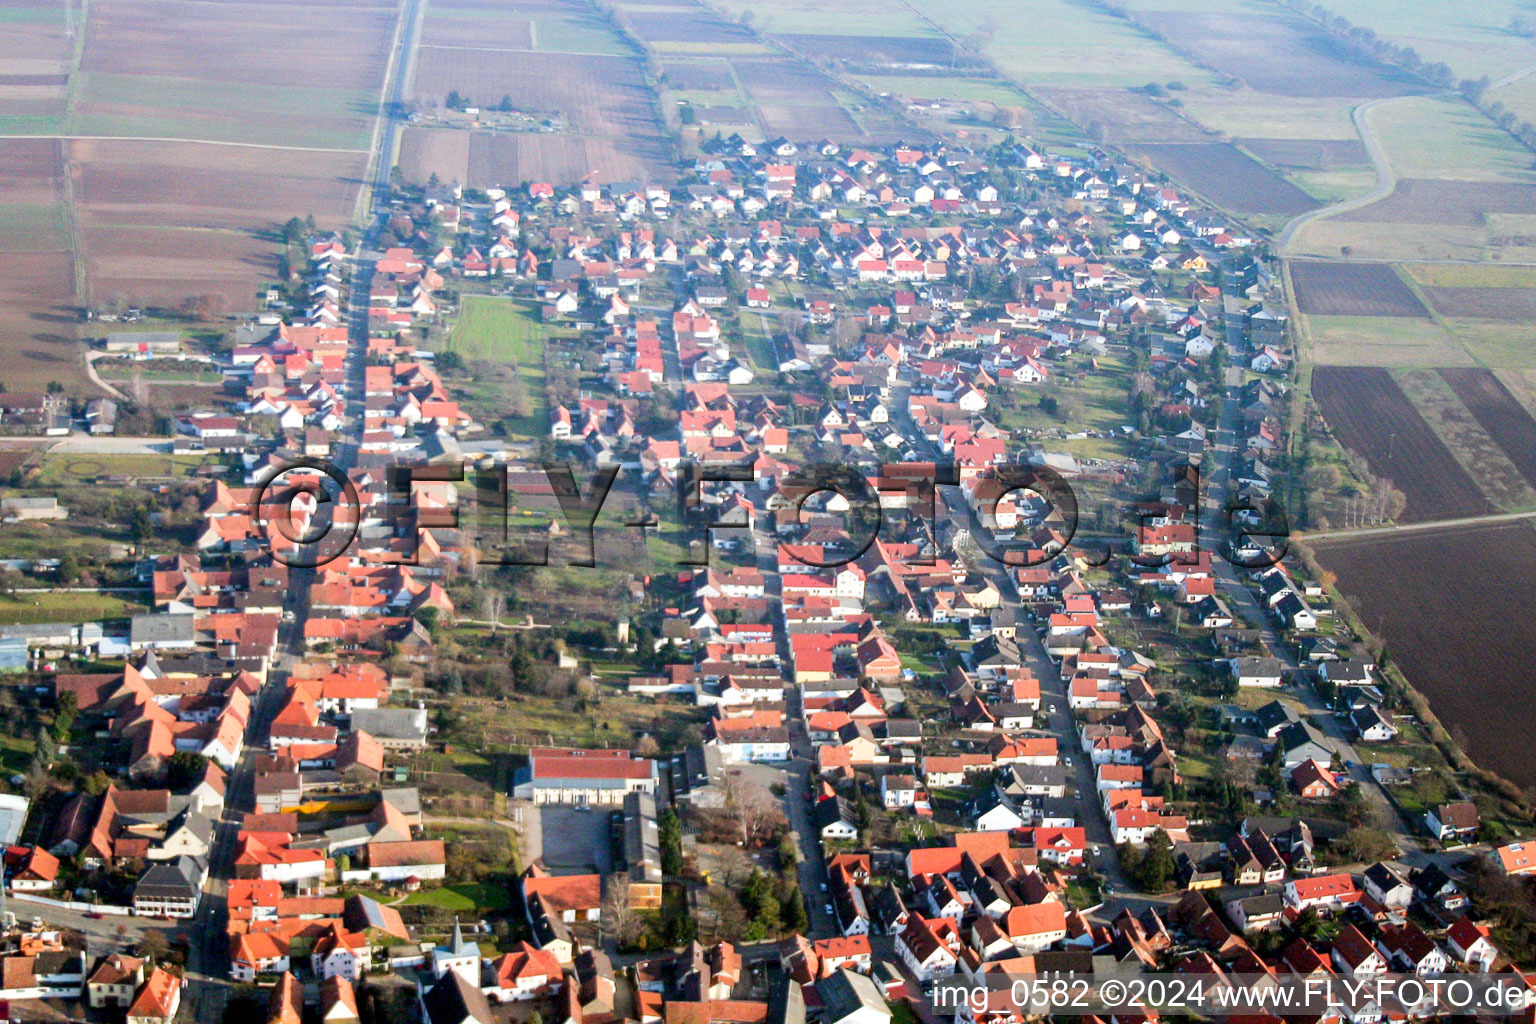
top-left (720, 771), bottom-right (783, 848)
top-left (602, 874), bottom-right (642, 947)
top-left (481, 589), bottom-right (505, 631)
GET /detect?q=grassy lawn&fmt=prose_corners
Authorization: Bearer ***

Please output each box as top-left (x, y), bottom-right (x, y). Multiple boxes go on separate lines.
top-left (34, 453), bottom-right (211, 484)
top-left (443, 295), bottom-right (549, 437)
top-left (0, 732), bottom-right (34, 778)
top-left (402, 882), bottom-right (512, 913)
top-left (447, 295), bottom-right (545, 364)
top-left (0, 590), bottom-right (147, 625)
top-left (739, 312), bottom-right (778, 372)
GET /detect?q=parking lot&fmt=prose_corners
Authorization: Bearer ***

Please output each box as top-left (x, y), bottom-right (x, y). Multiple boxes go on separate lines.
top-left (523, 803), bottom-right (616, 874)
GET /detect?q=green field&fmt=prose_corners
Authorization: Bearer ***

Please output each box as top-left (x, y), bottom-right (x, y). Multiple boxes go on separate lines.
top-left (1301, 313), bottom-right (1471, 368)
top-left (402, 881), bottom-right (513, 912)
top-left (1406, 264), bottom-right (1536, 288)
top-left (444, 295), bottom-right (549, 437)
top-left (739, 312), bottom-right (777, 372)
top-left (1287, 168), bottom-right (1377, 203)
top-left (447, 295), bottom-right (545, 364)
top-left (904, 0), bottom-right (1218, 89)
top-left (1445, 319), bottom-right (1536, 368)
top-left (1302, 0), bottom-right (1535, 81)
top-left (0, 6), bottom-right (64, 22)
top-left (1180, 91), bottom-right (1360, 141)
top-left (1369, 96), bottom-right (1536, 183)
top-left (0, 205), bottom-right (70, 252)
top-left (0, 590), bottom-right (147, 626)
top-left (72, 73), bottom-right (376, 150)
top-left (34, 453), bottom-right (210, 484)
top-left (707, 0), bottom-right (936, 36)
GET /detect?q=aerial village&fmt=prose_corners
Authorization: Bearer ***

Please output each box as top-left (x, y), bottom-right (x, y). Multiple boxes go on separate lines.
top-left (0, 130), bottom-right (1528, 1024)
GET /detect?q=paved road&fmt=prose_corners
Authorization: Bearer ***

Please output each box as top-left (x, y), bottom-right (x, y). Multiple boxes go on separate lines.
top-left (178, 0), bottom-right (423, 1014)
top-left (749, 527), bottom-right (838, 940)
top-left (1275, 95), bottom-right (1401, 254)
top-left (1203, 376), bottom-right (1417, 855)
top-left (889, 385), bottom-right (1130, 897)
top-left (82, 351), bottom-right (127, 401)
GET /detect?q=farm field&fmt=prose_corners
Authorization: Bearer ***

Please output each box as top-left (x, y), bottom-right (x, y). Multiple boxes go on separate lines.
top-left (1314, 522), bottom-right (1536, 789)
top-left (65, 138), bottom-right (366, 314)
top-left (775, 34), bottom-right (966, 67)
top-left (1439, 368), bottom-right (1536, 492)
top-left (900, 0), bottom-right (1220, 89)
top-left (1296, 0), bottom-right (1533, 81)
top-left (1286, 169), bottom-right (1378, 204)
top-left (1338, 180), bottom-right (1536, 227)
top-left (1291, 216), bottom-right (1536, 264)
top-left (0, 0), bottom-right (72, 130)
top-left (410, 39), bottom-right (672, 182)
top-left (400, 127), bottom-right (662, 188)
top-left (1442, 320), bottom-right (1536, 370)
top-left (0, 0), bottom-right (402, 394)
top-left (706, 0), bottom-right (944, 38)
top-left (0, 203), bottom-right (69, 251)
top-left (1420, 287), bottom-right (1536, 321)
top-left (1406, 264), bottom-right (1536, 288)
top-left (1311, 366), bottom-right (1490, 521)
top-left (1176, 91), bottom-right (1360, 141)
top-left (82, 0), bottom-right (396, 91)
top-left (1393, 369), bottom-right (1536, 511)
top-left (1302, 315), bottom-right (1469, 367)
top-left (69, 139), bottom-right (365, 232)
top-left (76, 0), bottom-right (396, 148)
top-left (1290, 261), bottom-right (1427, 318)
top-left (1239, 137), bottom-right (1368, 169)
top-left (1367, 96), bottom-right (1536, 184)
top-left (731, 57), bottom-right (865, 140)
top-left (424, 0), bottom-right (634, 55)
top-left (1038, 88), bottom-right (1206, 145)
top-left (0, 133), bottom-right (80, 389)
top-left (624, 6), bottom-right (756, 46)
top-left (1288, 96), bottom-right (1536, 263)
top-left (76, 225), bottom-right (275, 314)
top-left (1127, 8), bottom-right (1422, 99)
top-left (1129, 143), bottom-right (1319, 217)
top-left (0, 139), bottom-right (65, 204)
top-left (0, 250), bottom-right (82, 392)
